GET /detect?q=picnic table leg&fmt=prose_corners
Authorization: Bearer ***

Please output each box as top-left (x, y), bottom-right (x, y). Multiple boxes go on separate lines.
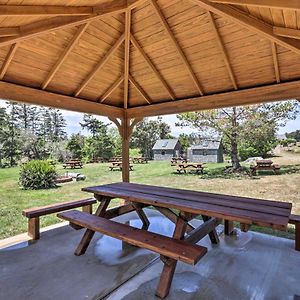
top-left (224, 220), bottom-right (234, 235)
top-left (202, 215), bottom-right (219, 244)
top-left (296, 223), bottom-right (300, 251)
top-left (74, 197), bottom-right (111, 256)
top-left (156, 216), bottom-right (187, 298)
top-left (132, 203), bottom-right (150, 230)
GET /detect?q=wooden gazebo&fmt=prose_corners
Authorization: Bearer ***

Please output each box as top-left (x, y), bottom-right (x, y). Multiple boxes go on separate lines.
top-left (0, 0), bottom-right (300, 183)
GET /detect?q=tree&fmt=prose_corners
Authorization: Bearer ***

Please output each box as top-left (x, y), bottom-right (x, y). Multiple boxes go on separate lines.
top-left (80, 114), bottom-right (104, 137)
top-left (286, 130), bottom-right (300, 142)
top-left (49, 109), bottom-right (67, 142)
top-left (131, 118), bottom-right (173, 158)
top-left (66, 133), bottom-right (85, 159)
top-left (176, 101), bottom-right (299, 170)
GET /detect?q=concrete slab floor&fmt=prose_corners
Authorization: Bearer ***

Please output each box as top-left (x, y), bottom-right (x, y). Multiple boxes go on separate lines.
top-left (0, 209), bottom-right (300, 300)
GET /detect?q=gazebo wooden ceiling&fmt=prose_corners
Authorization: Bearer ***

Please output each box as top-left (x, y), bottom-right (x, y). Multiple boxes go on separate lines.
top-left (0, 0), bottom-right (300, 120)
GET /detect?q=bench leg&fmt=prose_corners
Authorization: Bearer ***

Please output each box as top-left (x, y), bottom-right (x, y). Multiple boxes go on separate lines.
top-left (224, 220), bottom-right (234, 235)
top-left (132, 203), bottom-right (150, 230)
top-left (75, 198), bottom-right (110, 256)
top-left (202, 215), bottom-right (219, 244)
top-left (156, 217), bottom-right (187, 298)
top-left (296, 223), bottom-right (300, 251)
top-left (28, 217), bottom-right (40, 240)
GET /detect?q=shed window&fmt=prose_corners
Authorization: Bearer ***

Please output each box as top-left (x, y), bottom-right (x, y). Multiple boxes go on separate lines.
top-left (162, 141), bottom-right (168, 148)
top-left (161, 151), bottom-right (166, 155)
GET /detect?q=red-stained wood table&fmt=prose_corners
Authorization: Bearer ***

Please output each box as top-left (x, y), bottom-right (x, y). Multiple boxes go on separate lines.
top-left (58, 182), bottom-right (294, 298)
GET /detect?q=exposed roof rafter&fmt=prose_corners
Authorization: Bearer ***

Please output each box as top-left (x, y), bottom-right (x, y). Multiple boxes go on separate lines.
top-left (42, 22), bottom-right (90, 90)
top-left (0, 43), bottom-right (18, 80)
top-left (74, 33), bottom-right (125, 97)
top-left (271, 42), bottom-right (280, 83)
top-left (209, 0), bottom-right (300, 11)
top-left (0, 27), bottom-right (20, 37)
top-left (190, 0), bottom-right (300, 55)
top-left (273, 26), bottom-right (300, 40)
top-left (129, 74), bottom-right (152, 104)
top-left (150, 0), bottom-right (204, 96)
top-left (207, 11), bottom-right (238, 90)
top-left (124, 10), bottom-right (131, 109)
top-left (130, 34), bottom-right (176, 100)
top-left (99, 75), bottom-right (124, 103)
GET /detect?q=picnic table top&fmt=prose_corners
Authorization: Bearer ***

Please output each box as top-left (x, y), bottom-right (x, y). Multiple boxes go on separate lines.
top-left (256, 160), bottom-right (273, 165)
top-left (82, 182), bottom-right (292, 230)
top-left (177, 163), bottom-right (204, 167)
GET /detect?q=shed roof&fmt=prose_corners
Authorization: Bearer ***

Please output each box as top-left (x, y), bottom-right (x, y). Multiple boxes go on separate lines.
top-left (191, 140), bottom-right (222, 150)
top-left (0, 1), bottom-right (299, 118)
top-left (152, 139), bottom-right (179, 150)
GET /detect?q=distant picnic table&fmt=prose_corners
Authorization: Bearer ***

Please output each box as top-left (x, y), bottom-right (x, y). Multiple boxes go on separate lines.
top-left (63, 159), bottom-right (83, 169)
top-left (250, 160), bottom-right (280, 175)
top-left (176, 163), bottom-right (205, 174)
top-left (109, 161), bottom-right (133, 171)
top-left (132, 157), bottom-right (148, 164)
top-left (170, 157), bottom-right (187, 166)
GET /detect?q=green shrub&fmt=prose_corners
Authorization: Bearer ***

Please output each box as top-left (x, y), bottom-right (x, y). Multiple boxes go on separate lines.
top-left (19, 160), bottom-right (57, 190)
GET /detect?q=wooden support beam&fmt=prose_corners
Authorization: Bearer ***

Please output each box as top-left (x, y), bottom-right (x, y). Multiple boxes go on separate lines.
top-left (0, 0), bottom-right (128, 48)
top-left (209, 0), bottom-right (300, 11)
top-left (122, 114), bottom-right (130, 182)
top-left (127, 79), bottom-right (300, 118)
top-left (150, 0), bottom-right (204, 96)
top-left (0, 27), bottom-right (20, 37)
top-left (100, 75), bottom-right (124, 103)
top-left (207, 11), bottom-right (237, 90)
top-left (0, 43), bottom-right (18, 80)
top-left (271, 42), bottom-right (280, 83)
top-left (190, 0), bottom-right (300, 56)
top-left (74, 33), bottom-right (125, 97)
top-left (42, 23), bottom-right (90, 90)
top-left (0, 81), bottom-right (124, 118)
top-left (0, 5), bottom-right (93, 16)
top-left (129, 74), bottom-right (152, 104)
top-left (124, 10), bottom-right (131, 109)
top-left (273, 26), bottom-right (300, 40)
top-left (130, 34), bottom-right (176, 100)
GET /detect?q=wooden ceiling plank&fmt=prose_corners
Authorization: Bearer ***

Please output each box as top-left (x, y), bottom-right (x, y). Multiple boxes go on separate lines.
top-left (131, 34), bottom-right (176, 100)
top-left (100, 75), bottom-right (124, 103)
top-left (150, 0), bottom-right (204, 96)
top-left (129, 74), bottom-right (152, 104)
top-left (0, 5), bottom-right (93, 16)
top-left (273, 26), bottom-right (300, 40)
top-left (127, 79), bottom-right (300, 118)
top-left (207, 11), bottom-right (238, 90)
top-left (209, 0), bottom-right (300, 11)
top-left (0, 27), bottom-right (20, 37)
top-left (0, 43), bottom-right (18, 80)
top-left (42, 23), bottom-right (90, 90)
top-left (124, 10), bottom-right (131, 109)
top-left (0, 81), bottom-right (124, 118)
top-left (271, 42), bottom-right (280, 83)
top-left (74, 33), bottom-right (125, 97)
top-left (190, 0), bottom-right (300, 55)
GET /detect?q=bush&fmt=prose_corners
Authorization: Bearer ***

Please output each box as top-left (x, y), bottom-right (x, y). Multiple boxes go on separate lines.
top-left (19, 160), bottom-right (57, 190)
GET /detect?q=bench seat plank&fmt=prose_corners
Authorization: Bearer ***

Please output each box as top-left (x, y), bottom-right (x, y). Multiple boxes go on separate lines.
top-left (58, 210), bottom-right (207, 265)
top-left (22, 198), bottom-right (96, 218)
top-left (82, 184), bottom-right (291, 230)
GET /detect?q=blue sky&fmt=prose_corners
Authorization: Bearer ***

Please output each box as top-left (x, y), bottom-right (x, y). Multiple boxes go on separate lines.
top-left (0, 99), bottom-right (299, 137)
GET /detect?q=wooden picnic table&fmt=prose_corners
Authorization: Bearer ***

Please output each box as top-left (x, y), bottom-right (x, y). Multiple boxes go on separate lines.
top-left (132, 157), bottom-right (148, 164)
top-left (57, 182), bottom-right (297, 298)
top-left (251, 159), bottom-right (280, 175)
top-left (109, 161), bottom-right (133, 171)
top-left (170, 157), bottom-right (187, 166)
top-left (63, 160), bottom-right (83, 169)
top-left (176, 163), bottom-right (205, 174)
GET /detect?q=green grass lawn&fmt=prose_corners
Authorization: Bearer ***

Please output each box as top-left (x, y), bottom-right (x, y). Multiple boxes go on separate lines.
top-left (0, 158), bottom-right (299, 239)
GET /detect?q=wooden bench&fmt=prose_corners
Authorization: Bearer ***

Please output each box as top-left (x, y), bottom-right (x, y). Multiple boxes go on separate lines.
top-left (250, 160), bottom-right (281, 175)
top-left (22, 198), bottom-right (96, 240)
top-left (63, 160), bottom-right (83, 169)
top-left (109, 162), bottom-right (133, 171)
top-left (58, 210), bottom-right (207, 265)
top-left (176, 163), bottom-right (204, 174)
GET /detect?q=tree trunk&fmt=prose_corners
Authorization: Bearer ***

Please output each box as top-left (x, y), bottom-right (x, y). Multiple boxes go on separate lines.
top-left (230, 107), bottom-right (241, 170)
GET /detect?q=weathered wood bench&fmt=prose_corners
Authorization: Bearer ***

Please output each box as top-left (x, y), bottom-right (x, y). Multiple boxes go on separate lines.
top-left (176, 163), bottom-right (204, 174)
top-left (58, 210), bottom-right (207, 265)
top-left (22, 198), bottom-right (96, 240)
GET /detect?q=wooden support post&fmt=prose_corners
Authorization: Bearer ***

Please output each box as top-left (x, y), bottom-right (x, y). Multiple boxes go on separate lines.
top-left (296, 223), bottom-right (300, 251)
top-left (75, 196), bottom-right (110, 256)
top-left (202, 215), bottom-right (219, 244)
top-left (156, 216), bottom-right (187, 298)
top-left (121, 115), bottom-right (130, 183)
top-left (28, 217), bottom-right (40, 240)
top-left (82, 204), bottom-right (93, 214)
top-left (224, 220), bottom-right (234, 235)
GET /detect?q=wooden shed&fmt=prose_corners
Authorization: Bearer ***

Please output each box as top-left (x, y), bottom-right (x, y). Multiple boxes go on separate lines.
top-left (152, 139), bottom-right (182, 160)
top-left (0, 0), bottom-right (299, 183)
